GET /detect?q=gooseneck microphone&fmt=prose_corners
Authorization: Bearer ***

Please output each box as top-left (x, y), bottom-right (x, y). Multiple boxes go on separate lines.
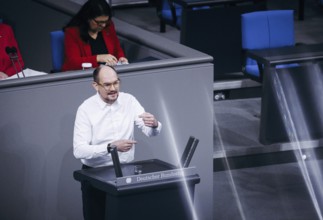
top-left (5, 46), bottom-right (25, 78)
top-left (108, 145), bottom-right (123, 178)
top-left (5, 46), bottom-right (19, 78)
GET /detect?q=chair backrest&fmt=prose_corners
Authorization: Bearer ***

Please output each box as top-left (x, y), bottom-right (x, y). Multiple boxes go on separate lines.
top-left (241, 10), bottom-right (294, 50)
top-left (50, 30), bottom-right (65, 72)
top-left (160, 0), bottom-right (182, 26)
top-left (158, 0), bottom-right (209, 31)
top-left (241, 10), bottom-right (295, 78)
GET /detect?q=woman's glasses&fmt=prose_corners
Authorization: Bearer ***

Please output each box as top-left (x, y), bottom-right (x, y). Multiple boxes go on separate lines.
top-left (92, 18), bottom-right (109, 26)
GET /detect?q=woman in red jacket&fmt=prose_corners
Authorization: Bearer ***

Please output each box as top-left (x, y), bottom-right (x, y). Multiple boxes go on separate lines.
top-left (62, 0), bottom-right (128, 71)
top-left (0, 23), bottom-right (25, 79)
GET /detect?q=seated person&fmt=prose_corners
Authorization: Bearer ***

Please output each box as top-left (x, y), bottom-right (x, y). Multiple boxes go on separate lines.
top-left (0, 23), bottom-right (25, 79)
top-left (62, 0), bottom-right (128, 71)
top-left (0, 23), bottom-right (46, 80)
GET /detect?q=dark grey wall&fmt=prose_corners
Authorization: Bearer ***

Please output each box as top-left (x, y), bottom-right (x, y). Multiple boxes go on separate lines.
top-left (0, 0), bottom-right (71, 72)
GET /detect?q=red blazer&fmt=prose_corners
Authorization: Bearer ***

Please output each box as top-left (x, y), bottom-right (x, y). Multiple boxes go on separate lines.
top-left (0, 24), bottom-right (25, 77)
top-left (62, 21), bottom-right (125, 71)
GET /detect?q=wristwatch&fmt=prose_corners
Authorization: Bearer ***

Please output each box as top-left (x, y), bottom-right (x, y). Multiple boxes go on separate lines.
top-left (107, 143), bottom-right (112, 153)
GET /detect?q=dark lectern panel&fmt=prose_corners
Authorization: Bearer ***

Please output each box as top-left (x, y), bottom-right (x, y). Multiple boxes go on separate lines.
top-left (74, 159), bottom-right (200, 220)
top-left (74, 159), bottom-right (171, 183)
top-left (106, 184), bottom-right (195, 220)
top-left (260, 63), bottom-right (323, 144)
top-left (74, 159), bottom-right (200, 194)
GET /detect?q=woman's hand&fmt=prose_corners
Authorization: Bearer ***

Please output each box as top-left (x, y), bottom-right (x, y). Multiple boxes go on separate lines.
top-left (97, 54), bottom-right (117, 66)
top-left (118, 57), bottom-right (129, 65)
top-left (0, 72), bottom-right (8, 80)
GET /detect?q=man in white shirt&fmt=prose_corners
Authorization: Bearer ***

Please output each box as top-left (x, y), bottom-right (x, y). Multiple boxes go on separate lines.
top-left (73, 65), bottom-right (162, 220)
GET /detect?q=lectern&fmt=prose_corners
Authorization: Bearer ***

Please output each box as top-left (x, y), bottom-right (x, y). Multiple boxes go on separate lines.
top-left (74, 137), bottom-right (201, 220)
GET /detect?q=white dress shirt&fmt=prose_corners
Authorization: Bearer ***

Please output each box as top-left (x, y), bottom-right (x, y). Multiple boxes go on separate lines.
top-left (73, 92), bottom-right (162, 167)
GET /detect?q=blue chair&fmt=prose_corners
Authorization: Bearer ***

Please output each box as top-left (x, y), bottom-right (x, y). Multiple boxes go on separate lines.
top-left (241, 10), bottom-right (297, 81)
top-left (50, 30), bottom-right (65, 73)
top-left (157, 0), bottom-right (182, 32)
top-left (157, 0), bottom-right (209, 32)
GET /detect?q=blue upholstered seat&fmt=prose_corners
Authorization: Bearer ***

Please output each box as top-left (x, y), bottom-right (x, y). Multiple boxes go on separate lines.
top-left (50, 30), bottom-right (65, 72)
top-left (157, 0), bottom-right (182, 32)
top-left (241, 10), bottom-right (297, 80)
top-left (158, 0), bottom-right (209, 32)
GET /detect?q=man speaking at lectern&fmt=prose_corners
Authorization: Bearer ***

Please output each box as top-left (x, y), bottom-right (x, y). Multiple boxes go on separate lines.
top-left (73, 65), bottom-right (162, 220)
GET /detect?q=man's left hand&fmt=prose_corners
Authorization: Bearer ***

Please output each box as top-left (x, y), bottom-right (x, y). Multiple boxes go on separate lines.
top-left (139, 112), bottom-right (158, 128)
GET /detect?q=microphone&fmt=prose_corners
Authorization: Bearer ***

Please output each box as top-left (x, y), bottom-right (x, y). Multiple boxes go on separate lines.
top-left (5, 46), bottom-right (12, 54)
top-left (5, 46), bottom-right (25, 78)
top-left (6, 46), bottom-right (20, 78)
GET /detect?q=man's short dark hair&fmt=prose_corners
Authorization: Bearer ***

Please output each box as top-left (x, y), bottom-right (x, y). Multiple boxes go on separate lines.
top-left (93, 65), bottom-right (117, 82)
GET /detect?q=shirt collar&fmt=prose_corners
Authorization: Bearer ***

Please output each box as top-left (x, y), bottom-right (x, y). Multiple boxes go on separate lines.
top-left (95, 92), bottom-right (122, 109)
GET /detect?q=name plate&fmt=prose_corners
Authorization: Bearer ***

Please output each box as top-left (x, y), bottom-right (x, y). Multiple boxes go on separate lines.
top-left (116, 167), bottom-right (198, 187)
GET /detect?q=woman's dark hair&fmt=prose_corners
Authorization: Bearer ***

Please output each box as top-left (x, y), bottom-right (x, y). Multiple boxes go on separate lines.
top-left (64, 0), bottom-right (112, 42)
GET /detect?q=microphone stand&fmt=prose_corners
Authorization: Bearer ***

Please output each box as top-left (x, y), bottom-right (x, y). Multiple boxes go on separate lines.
top-left (8, 54), bottom-right (21, 78)
top-left (5, 47), bottom-right (25, 78)
top-left (11, 47), bottom-right (25, 78)
top-left (108, 145), bottom-right (123, 178)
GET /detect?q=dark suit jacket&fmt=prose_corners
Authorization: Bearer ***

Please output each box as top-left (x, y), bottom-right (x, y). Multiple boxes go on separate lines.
top-left (62, 21), bottom-right (125, 71)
